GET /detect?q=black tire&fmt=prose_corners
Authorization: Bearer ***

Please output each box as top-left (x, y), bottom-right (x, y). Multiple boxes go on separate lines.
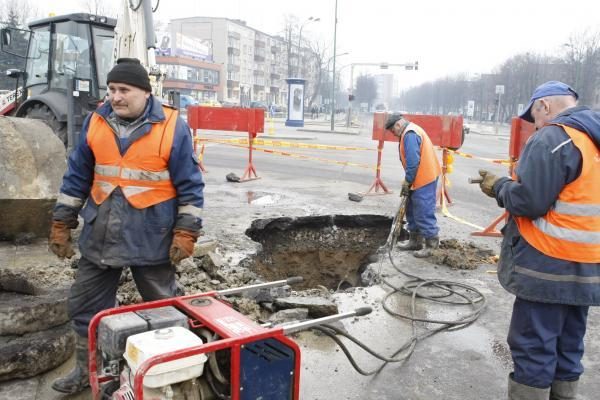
top-left (24, 103), bottom-right (68, 146)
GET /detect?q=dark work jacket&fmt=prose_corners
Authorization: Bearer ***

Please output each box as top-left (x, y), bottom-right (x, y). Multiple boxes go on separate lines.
top-left (494, 106), bottom-right (600, 305)
top-left (53, 97), bottom-right (204, 266)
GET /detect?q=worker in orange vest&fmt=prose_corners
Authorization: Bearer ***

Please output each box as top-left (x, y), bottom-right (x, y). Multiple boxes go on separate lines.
top-left (386, 113), bottom-right (442, 257)
top-left (478, 81), bottom-right (600, 400)
top-left (48, 58), bottom-right (204, 394)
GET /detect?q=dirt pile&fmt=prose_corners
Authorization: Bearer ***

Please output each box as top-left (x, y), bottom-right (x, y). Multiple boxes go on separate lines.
top-left (429, 239), bottom-right (497, 270)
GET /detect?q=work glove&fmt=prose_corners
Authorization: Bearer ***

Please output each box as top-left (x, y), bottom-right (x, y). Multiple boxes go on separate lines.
top-left (169, 229), bottom-right (200, 265)
top-left (478, 169), bottom-right (499, 198)
top-left (401, 180), bottom-right (412, 197)
top-left (49, 221), bottom-right (76, 259)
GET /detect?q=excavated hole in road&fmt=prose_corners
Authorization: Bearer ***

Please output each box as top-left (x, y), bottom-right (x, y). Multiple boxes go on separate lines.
top-left (244, 215), bottom-right (392, 290)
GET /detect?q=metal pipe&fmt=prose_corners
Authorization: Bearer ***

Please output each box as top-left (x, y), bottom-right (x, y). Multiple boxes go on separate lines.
top-left (217, 276), bottom-right (303, 296)
top-left (282, 307), bottom-right (372, 335)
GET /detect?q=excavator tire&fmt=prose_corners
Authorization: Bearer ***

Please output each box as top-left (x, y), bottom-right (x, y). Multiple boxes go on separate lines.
top-left (23, 103), bottom-right (68, 146)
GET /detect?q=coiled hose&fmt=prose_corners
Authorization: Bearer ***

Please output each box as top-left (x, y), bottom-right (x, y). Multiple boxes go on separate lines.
top-left (311, 245), bottom-right (487, 375)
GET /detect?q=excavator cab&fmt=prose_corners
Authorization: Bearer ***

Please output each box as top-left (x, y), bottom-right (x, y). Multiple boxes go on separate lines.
top-left (1, 13), bottom-right (116, 148)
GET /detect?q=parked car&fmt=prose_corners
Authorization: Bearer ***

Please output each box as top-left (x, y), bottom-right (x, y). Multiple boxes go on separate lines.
top-left (199, 100), bottom-right (222, 107)
top-left (179, 95), bottom-right (197, 109)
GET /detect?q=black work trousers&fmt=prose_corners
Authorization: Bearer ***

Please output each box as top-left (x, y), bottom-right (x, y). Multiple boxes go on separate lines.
top-left (67, 257), bottom-right (177, 337)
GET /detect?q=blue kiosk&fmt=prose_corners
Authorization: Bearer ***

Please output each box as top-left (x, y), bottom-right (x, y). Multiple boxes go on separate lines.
top-left (285, 78), bottom-right (306, 127)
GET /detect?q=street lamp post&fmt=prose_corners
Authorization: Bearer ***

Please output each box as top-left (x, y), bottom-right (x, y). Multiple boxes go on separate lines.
top-left (330, 0), bottom-right (338, 131)
top-left (297, 16), bottom-right (320, 77)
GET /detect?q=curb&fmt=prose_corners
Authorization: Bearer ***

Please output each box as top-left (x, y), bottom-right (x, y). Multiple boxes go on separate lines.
top-left (297, 128), bottom-right (361, 136)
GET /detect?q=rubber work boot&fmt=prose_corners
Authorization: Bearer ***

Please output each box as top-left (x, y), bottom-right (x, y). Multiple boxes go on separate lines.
top-left (550, 379), bottom-right (578, 400)
top-left (413, 236), bottom-right (439, 258)
top-left (397, 232), bottom-right (424, 251)
top-left (508, 374), bottom-right (549, 400)
top-left (52, 335), bottom-right (89, 394)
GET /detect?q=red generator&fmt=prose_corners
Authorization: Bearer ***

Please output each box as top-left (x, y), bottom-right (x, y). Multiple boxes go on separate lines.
top-left (88, 277), bottom-right (370, 400)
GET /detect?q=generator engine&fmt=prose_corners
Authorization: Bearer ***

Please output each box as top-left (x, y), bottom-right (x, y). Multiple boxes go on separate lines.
top-left (90, 278), bottom-right (370, 400)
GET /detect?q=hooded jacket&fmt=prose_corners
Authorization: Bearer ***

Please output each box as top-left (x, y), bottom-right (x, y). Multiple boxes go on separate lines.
top-left (492, 106), bottom-right (600, 305)
top-left (53, 96), bottom-right (204, 266)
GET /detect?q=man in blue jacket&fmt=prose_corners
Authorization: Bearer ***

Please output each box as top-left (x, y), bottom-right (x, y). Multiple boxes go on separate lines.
top-left (49, 58), bottom-right (204, 394)
top-left (478, 81), bottom-right (600, 400)
top-left (386, 114), bottom-right (442, 257)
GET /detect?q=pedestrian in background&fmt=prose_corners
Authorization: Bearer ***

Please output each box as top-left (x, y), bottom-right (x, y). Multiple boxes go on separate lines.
top-left (478, 81), bottom-right (600, 400)
top-left (385, 113), bottom-right (441, 257)
top-left (49, 58), bottom-right (204, 394)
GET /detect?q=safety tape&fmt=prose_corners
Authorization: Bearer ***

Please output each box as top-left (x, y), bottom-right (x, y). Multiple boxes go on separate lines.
top-left (438, 147), bottom-right (512, 166)
top-left (196, 137), bottom-right (374, 152)
top-left (439, 193), bottom-right (485, 230)
top-left (220, 141), bottom-right (377, 170)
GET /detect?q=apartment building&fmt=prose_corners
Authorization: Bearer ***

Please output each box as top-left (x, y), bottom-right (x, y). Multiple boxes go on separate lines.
top-left (168, 17), bottom-right (318, 107)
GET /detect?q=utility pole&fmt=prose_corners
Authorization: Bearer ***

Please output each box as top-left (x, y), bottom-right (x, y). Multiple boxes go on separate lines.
top-left (330, 0), bottom-right (338, 131)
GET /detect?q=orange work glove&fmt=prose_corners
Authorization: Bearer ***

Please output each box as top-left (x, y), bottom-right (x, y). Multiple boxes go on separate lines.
top-left (49, 221), bottom-right (76, 259)
top-left (169, 229), bottom-right (200, 264)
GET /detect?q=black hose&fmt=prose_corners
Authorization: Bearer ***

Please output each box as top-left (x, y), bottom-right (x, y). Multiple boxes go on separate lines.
top-left (308, 244), bottom-right (487, 376)
top-left (152, 0), bottom-right (160, 12)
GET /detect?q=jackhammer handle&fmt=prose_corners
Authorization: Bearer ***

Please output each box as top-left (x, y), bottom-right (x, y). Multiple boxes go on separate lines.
top-left (468, 177), bottom-right (483, 184)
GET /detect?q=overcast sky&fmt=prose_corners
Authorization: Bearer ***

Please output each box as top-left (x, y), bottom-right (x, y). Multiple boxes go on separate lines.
top-left (42, 0), bottom-right (600, 89)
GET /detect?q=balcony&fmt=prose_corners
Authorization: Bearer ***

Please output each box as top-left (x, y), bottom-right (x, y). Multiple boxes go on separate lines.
top-left (228, 31), bottom-right (241, 40)
top-left (227, 79), bottom-right (239, 88)
top-left (228, 47), bottom-right (240, 56)
top-left (254, 54), bottom-right (265, 62)
top-left (227, 64), bottom-right (240, 72)
top-left (254, 39), bottom-right (266, 48)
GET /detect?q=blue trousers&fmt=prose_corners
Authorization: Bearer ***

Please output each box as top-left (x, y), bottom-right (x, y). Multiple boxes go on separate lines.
top-left (406, 179), bottom-right (439, 239)
top-left (508, 297), bottom-right (589, 388)
top-left (67, 257), bottom-right (178, 337)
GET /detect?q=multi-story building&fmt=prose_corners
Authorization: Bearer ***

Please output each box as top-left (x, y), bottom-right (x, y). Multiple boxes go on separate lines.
top-left (373, 73), bottom-right (394, 110)
top-left (168, 16), bottom-right (318, 107)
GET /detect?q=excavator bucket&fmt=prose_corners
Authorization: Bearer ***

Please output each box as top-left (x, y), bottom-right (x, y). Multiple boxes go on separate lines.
top-left (0, 116), bottom-right (66, 240)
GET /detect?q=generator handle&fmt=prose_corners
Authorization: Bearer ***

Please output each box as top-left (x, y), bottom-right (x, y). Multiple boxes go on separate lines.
top-left (217, 276), bottom-right (303, 296)
top-left (282, 307), bottom-right (373, 335)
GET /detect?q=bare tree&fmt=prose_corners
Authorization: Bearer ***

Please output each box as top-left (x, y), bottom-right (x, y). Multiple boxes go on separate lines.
top-left (282, 14), bottom-right (299, 79)
top-left (1, 0), bottom-right (40, 27)
top-left (355, 74), bottom-right (378, 110)
top-left (306, 39), bottom-right (328, 106)
top-left (79, 0), bottom-right (117, 17)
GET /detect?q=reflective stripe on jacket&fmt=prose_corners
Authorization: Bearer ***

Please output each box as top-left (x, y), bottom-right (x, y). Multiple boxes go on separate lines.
top-left (514, 124), bottom-right (600, 263)
top-left (399, 123), bottom-right (441, 189)
top-left (87, 106), bottom-right (178, 209)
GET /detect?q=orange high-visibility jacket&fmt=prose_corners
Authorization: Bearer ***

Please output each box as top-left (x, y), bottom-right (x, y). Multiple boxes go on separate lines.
top-left (514, 124), bottom-right (600, 263)
top-left (399, 122), bottom-right (442, 189)
top-left (87, 106), bottom-right (179, 209)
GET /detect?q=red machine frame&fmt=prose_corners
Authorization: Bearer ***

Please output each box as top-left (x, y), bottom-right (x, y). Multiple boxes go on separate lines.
top-left (88, 289), bottom-right (301, 400)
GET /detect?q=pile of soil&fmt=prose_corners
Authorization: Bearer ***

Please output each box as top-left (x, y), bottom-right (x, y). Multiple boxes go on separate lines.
top-left (429, 239), bottom-right (497, 270)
